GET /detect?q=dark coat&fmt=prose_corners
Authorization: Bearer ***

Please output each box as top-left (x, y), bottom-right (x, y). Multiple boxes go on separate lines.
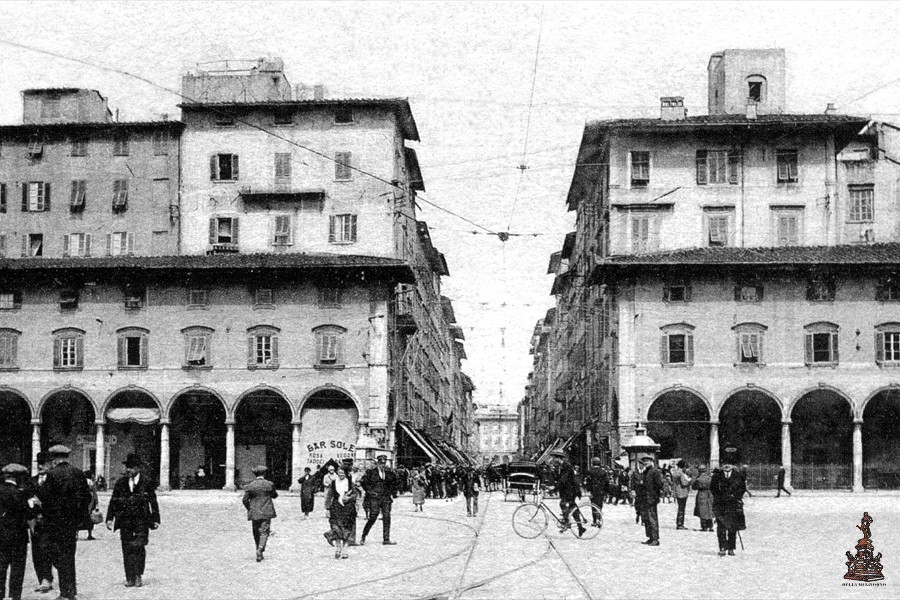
top-left (691, 472), bottom-right (714, 520)
top-left (360, 467), bottom-right (398, 502)
top-left (242, 477), bottom-right (278, 520)
top-left (710, 469), bottom-right (746, 531)
top-left (298, 474), bottom-right (316, 499)
top-left (585, 467), bottom-right (608, 500)
top-left (0, 481), bottom-right (31, 547)
top-left (105, 474), bottom-right (161, 534)
top-left (556, 463), bottom-right (581, 502)
top-left (639, 465), bottom-right (665, 507)
top-left (39, 461), bottom-right (91, 535)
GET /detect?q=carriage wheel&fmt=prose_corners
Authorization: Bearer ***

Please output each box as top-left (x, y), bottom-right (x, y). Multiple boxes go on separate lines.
top-left (567, 502), bottom-right (602, 540)
top-left (512, 503), bottom-right (548, 539)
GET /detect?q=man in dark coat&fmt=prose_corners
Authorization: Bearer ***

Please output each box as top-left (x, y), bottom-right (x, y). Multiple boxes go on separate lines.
top-left (585, 458), bottom-right (607, 527)
top-left (775, 465), bottom-right (791, 497)
top-left (242, 465), bottom-right (277, 562)
top-left (40, 444), bottom-right (91, 600)
top-left (0, 463), bottom-right (32, 600)
top-left (298, 467), bottom-right (316, 517)
top-left (637, 455), bottom-right (664, 546)
top-left (551, 450), bottom-right (584, 536)
top-left (105, 453), bottom-right (160, 587)
top-left (711, 448), bottom-right (747, 556)
top-left (28, 452), bottom-right (54, 594)
top-left (360, 455), bottom-right (399, 545)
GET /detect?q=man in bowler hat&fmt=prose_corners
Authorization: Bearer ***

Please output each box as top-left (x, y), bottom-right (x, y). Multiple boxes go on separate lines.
top-left (711, 447), bottom-right (747, 556)
top-left (360, 455), bottom-right (399, 545)
top-left (0, 463), bottom-right (33, 600)
top-left (29, 452), bottom-right (54, 594)
top-left (637, 455), bottom-right (664, 546)
top-left (242, 465), bottom-right (277, 562)
top-left (105, 453), bottom-right (160, 587)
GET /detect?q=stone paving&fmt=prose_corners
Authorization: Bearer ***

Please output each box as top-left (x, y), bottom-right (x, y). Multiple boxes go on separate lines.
top-left (9, 489), bottom-right (899, 599)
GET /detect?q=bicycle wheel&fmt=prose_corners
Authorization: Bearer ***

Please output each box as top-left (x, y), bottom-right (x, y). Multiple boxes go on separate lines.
top-left (568, 502), bottom-right (602, 540)
top-left (512, 503), bottom-right (548, 539)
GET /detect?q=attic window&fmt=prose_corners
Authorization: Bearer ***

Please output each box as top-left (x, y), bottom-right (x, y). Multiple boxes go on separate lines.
top-left (748, 82), bottom-right (762, 103)
top-left (335, 106), bottom-right (354, 124)
top-left (41, 97), bottom-right (61, 119)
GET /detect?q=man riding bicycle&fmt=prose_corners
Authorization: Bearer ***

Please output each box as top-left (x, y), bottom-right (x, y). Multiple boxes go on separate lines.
top-left (549, 449), bottom-right (585, 537)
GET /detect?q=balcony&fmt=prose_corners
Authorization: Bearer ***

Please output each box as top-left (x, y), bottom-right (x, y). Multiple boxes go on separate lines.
top-left (207, 243), bottom-right (239, 255)
top-left (239, 186), bottom-right (325, 209)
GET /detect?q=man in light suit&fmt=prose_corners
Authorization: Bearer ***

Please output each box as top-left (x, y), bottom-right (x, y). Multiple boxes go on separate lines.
top-left (241, 465), bottom-right (278, 562)
top-left (105, 453), bottom-right (160, 588)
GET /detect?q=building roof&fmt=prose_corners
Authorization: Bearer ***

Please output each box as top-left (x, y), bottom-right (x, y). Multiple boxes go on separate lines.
top-left (180, 97), bottom-right (420, 141)
top-left (585, 113), bottom-right (869, 132)
top-left (0, 252), bottom-right (414, 281)
top-left (590, 243), bottom-right (900, 282)
top-left (0, 120), bottom-right (184, 135)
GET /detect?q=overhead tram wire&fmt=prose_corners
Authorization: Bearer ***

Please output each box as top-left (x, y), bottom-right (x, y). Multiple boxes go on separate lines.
top-left (0, 37), bottom-right (505, 238)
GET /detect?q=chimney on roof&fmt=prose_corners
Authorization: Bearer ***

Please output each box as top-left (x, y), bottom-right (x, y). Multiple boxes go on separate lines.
top-left (313, 84), bottom-right (325, 101)
top-left (825, 102), bottom-right (836, 115)
top-left (160, 113), bottom-right (169, 121)
top-left (660, 96), bottom-right (686, 121)
top-left (746, 101), bottom-right (758, 120)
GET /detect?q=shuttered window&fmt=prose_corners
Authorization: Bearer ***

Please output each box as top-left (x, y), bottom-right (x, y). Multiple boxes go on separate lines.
top-left (117, 328), bottom-right (149, 369)
top-left (329, 214), bottom-right (357, 243)
top-left (334, 152), bottom-right (353, 180)
top-left (70, 180), bottom-right (87, 210)
top-left (875, 328), bottom-right (900, 364)
top-left (22, 182), bottom-right (50, 212)
top-left (152, 130), bottom-right (168, 156)
top-left (804, 323), bottom-right (839, 366)
top-left (776, 212), bottom-right (801, 246)
top-left (0, 330), bottom-right (18, 369)
top-left (209, 217), bottom-right (240, 245)
top-left (112, 179), bottom-right (128, 210)
top-left (275, 153), bottom-right (291, 179)
top-left (0, 182), bottom-right (6, 213)
top-left (314, 325), bottom-right (346, 366)
top-left (660, 324), bottom-right (695, 366)
top-left (630, 151), bottom-right (650, 187)
top-left (183, 327), bottom-right (213, 368)
top-left (247, 326), bottom-right (279, 369)
top-left (776, 149), bottom-right (799, 183)
top-left (113, 135), bottom-right (130, 156)
top-left (107, 232), bottom-right (134, 256)
top-left (210, 154), bottom-right (240, 181)
top-left (53, 329), bottom-right (84, 370)
top-left (696, 149), bottom-right (740, 185)
top-left (63, 233), bottom-right (92, 257)
top-left (273, 215), bottom-right (292, 245)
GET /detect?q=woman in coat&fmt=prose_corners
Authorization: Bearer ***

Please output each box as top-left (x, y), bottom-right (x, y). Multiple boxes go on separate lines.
top-left (324, 467), bottom-right (358, 559)
top-left (321, 464), bottom-right (337, 518)
top-left (691, 464), bottom-right (715, 532)
top-left (297, 468), bottom-right (316, 518)
top-left (410, 469), bottom-right (426, 512)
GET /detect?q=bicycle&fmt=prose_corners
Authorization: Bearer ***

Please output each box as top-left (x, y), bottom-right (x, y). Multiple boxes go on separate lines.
top-left (511, 487), bottom-right (602, 540)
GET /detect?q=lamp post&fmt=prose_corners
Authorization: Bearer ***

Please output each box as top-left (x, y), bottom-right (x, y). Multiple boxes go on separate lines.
top-left (621, 423), bottom-right (661, 469)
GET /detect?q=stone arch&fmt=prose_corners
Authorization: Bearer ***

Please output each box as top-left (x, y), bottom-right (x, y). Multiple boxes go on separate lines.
top-left (101, 387), bottom-right (164, 485)
top-left (788, 384), bottom-right (857, 420)
top-left (790, 385), bottom-right (854, 489)
top-left (166, 386), bottom-right (228, 421)
top-left (300, 384), bottom-right (363, 417)
top-left (168, 387), bottom-right (229, 490)
top-left (861, 387), bottom-right (900, 489)
top-left (234, 384), bottom-right (295, 420)
top-left (645, 386), bottom-right (713, 422)
top-left (234, 386), bottom-right (294, 490)
top-left (0, 388), bottom-right (34, 468)
top-left (298, 387), bottom-right (361, 471)
top-left (718, 385), bottom-right (785, 421)
top-left (861, 386), bottom-right (900, 416)
top-left (99, 386), bottom-right (163, 419)
top-left (37, 386), bottom-right (98, 421)
top-left (39, 387), bottom-right (97, 472)
top-left (0, 387), bottom-right (33, 420)
top-left (646, 388), bottom-right (711, 465)
top-left (718, 387), bottom-right (784, 478)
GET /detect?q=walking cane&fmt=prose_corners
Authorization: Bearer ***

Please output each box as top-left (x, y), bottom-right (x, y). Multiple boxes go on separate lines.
top-left (737, 531), bottom-right (744, 551)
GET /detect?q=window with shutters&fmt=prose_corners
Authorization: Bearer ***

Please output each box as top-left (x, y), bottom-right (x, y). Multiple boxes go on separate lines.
top-left (1, 182), bottom-right (7, 213)
top-left (70, 180), bottom-right (86, 211)
top-left (210, 154), bottom-right (239, 181)
top-left (662, 281), bottom-right (691, 303)
top-left (696, 149), bottom-right (740, 185)
top-left (113, 135), bottom-right (129, 156)
top-left (108, 232), bottom-right (134, 256)
top-left (123, 285), bottom-right (146, 309)
top-left (0, 329), bottom-right (19, 370)
top-left (116, 327), bottom-right (148, 369)
top-left (335, 107), bottom-right (354, 124)
top-left (314, 325), bottom-right (346, 367)
top-left (318, 287), bottom-right (342, 308)
top-left (733, 323), bottom-right (766, 365)
top-left (776, 149), bottom-right (799, 183)
top-left (53, 328), bottom-right (84, 370)
top-left (22, 182), bottom-right (50, 212)
top-left (848, 185), bottom-right (874, 223)
top-left (733, 280), bottom-right (764, 303)
top-left (804, 322), bottom-right (839, 366)
top-left (630, 151), bottom-right (650, 187)
top-left (274, 153), bottom-right (291, 187)
top-left (248, 325), bottom-right (279, 370)
top-left (876, 276), bottom-right (900, 302)
top-left (209, 216), bottom-right (239, 247)
top-left (253, 288), bottom-right (274, 309)
top-left (704, 210), bottom-right (732, 247)
top-left (59, 288), bottom-right (79, 311)
top-left (660, 323), bottom-right (695, 367)
top-left (70, 137), bottom-right (88, 157)
top-left (27, 136), bottom-right (43, 158)
top-left (773, 209), bottom-right (802, 246)
top-left (152, 130), bottom-right (168, 156)
top-left (0, 291), bottom-right (22, 311)
top-left (272, 215), bottom-right (292, 246)
top-left (875, 324), bottom-right (900, 365)
top-left (64, 233), bottom-right (92, 257)
top-left (112, 179), bottom-right (128, 211)
top-left (23, 234), bottom-right (42, 257)
top-left (182, 326), bottom-right (213, 369)
top-left (806, 274), bottom-right (835, 302)
top-left (334, 151), bottom-right (353, 180)
top-left (329, 214), bottom-right (357, 244)
top-left (187, 289), bottom-right (209, 309)
top-left (629, 214), bottom-right (654, 253)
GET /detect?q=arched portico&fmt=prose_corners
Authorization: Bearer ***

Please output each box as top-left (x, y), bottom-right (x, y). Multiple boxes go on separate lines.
top-left (0, 390), bottom-right (32, 470)
top-left (102, 389), bottom-right (163, 488)
top-left (298, 387), bottom-right (360, 469)
top-left (718, 388), bottom-right (783, 489)
top-left (790, 387), bottom-right (854, 489)
top-left (862, 388), bottom-right (900, 489)
top-left (646, 389), bottom-right (711, 467)
top-left (40, 389), bottom-right (96, 472)
top-left (168, 389), bottom-right (227, 490)
top-left (235, 388), bottom-right (293, 490)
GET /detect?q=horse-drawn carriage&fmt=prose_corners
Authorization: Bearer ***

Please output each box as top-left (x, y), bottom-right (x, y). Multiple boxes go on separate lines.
top-left (504, 460), bottom-right (541, 502)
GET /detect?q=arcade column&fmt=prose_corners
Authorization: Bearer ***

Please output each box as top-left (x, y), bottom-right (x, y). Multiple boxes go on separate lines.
top-left (224, 420), bottom-right (236, 491)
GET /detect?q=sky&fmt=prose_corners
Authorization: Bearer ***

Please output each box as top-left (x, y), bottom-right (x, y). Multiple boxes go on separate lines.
top-left (1, 1), bottom-right (899, 409)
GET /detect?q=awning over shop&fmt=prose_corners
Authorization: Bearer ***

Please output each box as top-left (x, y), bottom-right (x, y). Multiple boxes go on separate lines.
top-left (106, 407), bottom-right (160, 424)
top-left (535, 437), bottom-right (562, 464)
top-left (560, 431), bottom-right (580, 450)
top-left (397, 421), bottom-right (441, 463)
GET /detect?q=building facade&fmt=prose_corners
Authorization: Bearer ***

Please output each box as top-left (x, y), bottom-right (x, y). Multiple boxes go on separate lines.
top-left (473, 404), bottom-right (520, 463)
top-left (522, 48), bottom-right (900, 490)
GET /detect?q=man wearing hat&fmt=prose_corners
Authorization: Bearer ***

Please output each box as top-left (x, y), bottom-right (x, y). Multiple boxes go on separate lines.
top-left (105, 453), bottom-right (160, 587)
top-left (671, 459), bottom-right (692, 531)
top-left (710, 448), bottom-right (747, 556)
top-left (29, 452), bottom-right (54, 594)
top-left (551, 450), bottom-right (584, 536)
top-left (636, 455), bottom-right (664, 546)
top-left (0, 463), bottom-right (32, 600)
top-left (360, 455), bottom-right (399, 545)
top-left (691, 464), bottom-right (715, 532)
top-left (585, 458), bottom-right (608, 527)
top-left (40, 445), bottom-right (91, 600)
top-left (242, 465), bottom-right (278, 562)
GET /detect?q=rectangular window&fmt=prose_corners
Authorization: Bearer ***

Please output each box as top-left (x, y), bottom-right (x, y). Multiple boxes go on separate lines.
top-left (630, 215), bottom-right (651, 253)
top-left (0, 335), bottom-right (16, 369)
top-left (113, 135), bottom-right (129, 156)
top-left (319, 333), bottom-right (338, 363)
top-left (152, 130), bottom-right (168, 156)
top-left (70, 180), bottom-right (86, 210)
top-left (748, 81), bottom-right (762, 102)
top-left (848, 185), bottom-right (874, 222)
top-left (210, 154), bottom-right (239, 181)
top-left (274, 152), bottom-right (291, 181)
top-left (71, 138), bottom-right (88, 157)
top-left (738, 332), bottom-right (761, 363)
top-left (876, 279), bottom-right (900, 302)
top-left (124, 287), bottom-right (145, 309)
top-left (663, 284), bottom-right (690, 302)
top-left (667, 334), bottom-right (687, 364)
top-left (186, 335), bottom-right (208, 366)
top-left (41, 97), bottom-right (61, 118)
top-left (273, 110), bottom-right (293, 125)
top-left (209, 217), bottom-right (240, 246)
top-left (776, 149), bottom-right (799, 183)
top-left (630, 151), bottom-right (650, 187)
top-left (23, 182), bottom-right (50, 212)
top-left (1, 182), bottom-right (6, 214)
top-left (273, 215), bottom-right (292, 245)
top-left (27, 136), bottom-right (43, 157)
top-left (255, 335), bottom-right (273, 365)
top-left (215, 113), bottom-right (235, 127)
top-left (113, 179), bottom-right (129, 210)
top-left (734, 285), bottom-right (763, 302)
top-left (319, 287), bottom-right (342, 307)
top-left (696, 149), bottom-right (740, 185)
top-left (255, 288), bottom-right (274, 306)
top-left (329, 214), bottom-right (358, 243)
top-left (59, 337), bottom-right (79, 367)
top-left (22, 234), bottom-right (43, 257)
top-left (60, 290), bottom-right (78, 311)
top-left (808, 332), bottom-right (837, 364)
top-left (64, 233), bottom-right (92, 257)
top-left (707, 150), bottom-right (729, 184)
top-left (108, 232), bottom-right (133, 256)
top-left (776, 212), bottom-right (801, 246)
top-left (0, 292), bottom-right (21, 310)
top-left (807, 278), bottom-right (835, 302)
top-left (188, 289), bottom-right (209, 307)
top-left (883, 332), bottom-right (900, 363)
top-left (121, 336), bottom-right (144, 367)
top-left (707, 214), bottom-right (729, 247)
top-left (335, 107), bottom-right (354, 124)
top-left (334, 152), bottom-right (353, 180)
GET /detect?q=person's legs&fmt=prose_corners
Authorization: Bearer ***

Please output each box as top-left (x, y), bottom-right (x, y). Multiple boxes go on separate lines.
top-left (473, 493), bottom-right (479, 516)
top-left (9, 543), bottom-right (26, 600)
top-left (257, 520), bottom-right (270, 553)
top-left (646, 504), bottom-right (659, 542)
top-left (676, 496), bottom-right (687, 528)
top-left (716, 519), bottom-right (727, 553)
top-left (361, 502), bottom-right (382, 542)
top-left (381, 499), bottom-right (393, 542)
